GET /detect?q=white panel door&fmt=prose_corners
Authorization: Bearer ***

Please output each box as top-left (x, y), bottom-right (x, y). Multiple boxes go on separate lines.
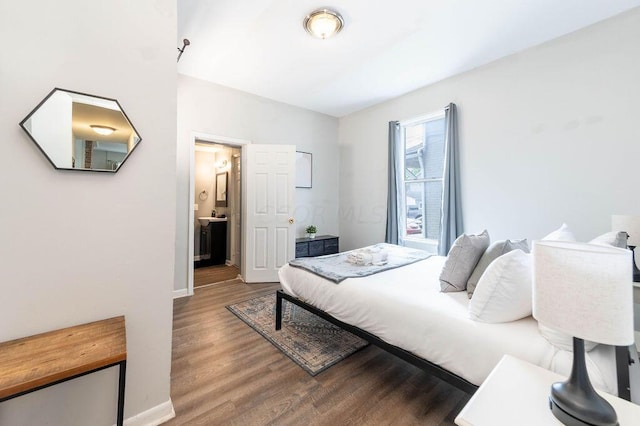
top-left (242, 144), bottom-right (295, 283)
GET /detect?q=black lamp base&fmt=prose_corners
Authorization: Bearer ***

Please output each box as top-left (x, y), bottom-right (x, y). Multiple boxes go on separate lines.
top-left (548, 338), bottom-right (618, 426)
top-left (550, 397), bottom-right (617, 426)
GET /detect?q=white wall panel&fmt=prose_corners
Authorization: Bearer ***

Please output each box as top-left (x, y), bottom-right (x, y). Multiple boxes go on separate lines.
top-left (253, 228), bottom-right (268, 269)
top-left (275, 173), bottom-right (289, 214)
top-left (275, 227), bottom-right (289, 267)
top-left (255, 173), bottom-right (268, 214)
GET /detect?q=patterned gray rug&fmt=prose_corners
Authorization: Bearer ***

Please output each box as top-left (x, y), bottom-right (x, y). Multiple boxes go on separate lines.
top-left (226, 293), bottom-right (369, 376)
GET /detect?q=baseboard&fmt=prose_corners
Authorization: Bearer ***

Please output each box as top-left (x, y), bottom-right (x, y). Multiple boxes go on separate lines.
top-left (121, 399), bottom-right (175, 426)
top-left (225, 259), bottom-right (232, 266)
top-left (173, 288), bottom-right (190, 299)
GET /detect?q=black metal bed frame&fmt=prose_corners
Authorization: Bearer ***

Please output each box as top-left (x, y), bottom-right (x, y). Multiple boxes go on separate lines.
top-left (275, 289), bottom-right (633, 400)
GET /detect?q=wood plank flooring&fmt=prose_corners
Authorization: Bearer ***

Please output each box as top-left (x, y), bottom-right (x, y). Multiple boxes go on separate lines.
top-left (167, 280), bottom-right (470, 425)
top-left (194, 265), bottom-right (240, 288)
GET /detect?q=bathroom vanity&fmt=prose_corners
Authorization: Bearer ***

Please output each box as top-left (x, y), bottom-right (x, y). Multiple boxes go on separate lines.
top-left (197, 217), bottom-right (227, 266)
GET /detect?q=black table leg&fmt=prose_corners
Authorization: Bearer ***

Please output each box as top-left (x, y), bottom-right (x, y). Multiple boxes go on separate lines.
top-left (117, 360), bottom-right (126, 426)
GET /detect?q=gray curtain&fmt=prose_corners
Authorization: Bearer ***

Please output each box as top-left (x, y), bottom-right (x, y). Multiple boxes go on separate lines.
top-left (385, 121), bottom-right (401, 244)
top-left (438, 103), bottom-right (463, 255)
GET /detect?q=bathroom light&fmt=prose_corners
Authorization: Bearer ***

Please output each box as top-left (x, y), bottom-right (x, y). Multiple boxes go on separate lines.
top-left (90, 125), bottom-right (116, 136)
top-left (303, 8), bottom-right (344, 39)
top-left (217, 159), bottom-right (228, 169)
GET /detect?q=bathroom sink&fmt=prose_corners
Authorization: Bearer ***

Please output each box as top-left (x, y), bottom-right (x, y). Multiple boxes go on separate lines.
top-left (198, 217), bottom-right (228, 226)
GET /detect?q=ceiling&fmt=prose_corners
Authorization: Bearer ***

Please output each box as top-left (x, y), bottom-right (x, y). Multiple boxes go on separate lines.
top-left (72, 103), bottom-right (134, 144)
top-left (177, 0), bottom-right (640, 117)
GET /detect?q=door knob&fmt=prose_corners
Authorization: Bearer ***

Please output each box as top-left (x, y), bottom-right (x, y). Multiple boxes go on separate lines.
top-left (288, 218), bottom-right (294, 224)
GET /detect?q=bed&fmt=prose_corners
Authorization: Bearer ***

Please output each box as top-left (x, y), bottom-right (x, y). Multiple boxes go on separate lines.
top-left (277, 254), bottom-right (632, 398)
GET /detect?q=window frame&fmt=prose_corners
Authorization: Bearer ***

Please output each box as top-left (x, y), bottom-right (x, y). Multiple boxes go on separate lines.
top-left (398, 110), bottom-right (446, 253)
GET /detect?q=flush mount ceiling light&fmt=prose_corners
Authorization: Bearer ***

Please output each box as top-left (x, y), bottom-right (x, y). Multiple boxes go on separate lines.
top-left (303, 8), bottom-right (344, 39)
top-left (90, 125), bottom-right (116, 136)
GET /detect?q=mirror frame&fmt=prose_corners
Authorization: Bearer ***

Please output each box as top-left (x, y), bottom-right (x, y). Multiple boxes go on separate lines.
top-left (215, 172), bottom-right (228, 207)
top-left (19, 88), bottom-right (142, 173)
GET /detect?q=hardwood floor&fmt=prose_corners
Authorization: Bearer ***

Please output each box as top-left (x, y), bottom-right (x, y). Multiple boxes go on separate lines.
top-left (194, 264), bottom-right (240, 288)
top-left (167, 280), bottom-right (470, 425)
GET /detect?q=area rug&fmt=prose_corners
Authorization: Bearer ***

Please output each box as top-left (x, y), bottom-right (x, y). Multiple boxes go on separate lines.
top-left (226, 293), bottom-right (369, 376)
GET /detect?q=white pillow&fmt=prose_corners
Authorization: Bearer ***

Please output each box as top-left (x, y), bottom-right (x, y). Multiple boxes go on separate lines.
top-left (467, 238), bottom-right (529, 299)
top-left (588, 231), bottom-right (627, 249)
top-left (538, 324), bottom-right (599, 352)
top-left (468, 250), bottom-right (532, 323)
top-left (542, 223), bottom-right (576, 241)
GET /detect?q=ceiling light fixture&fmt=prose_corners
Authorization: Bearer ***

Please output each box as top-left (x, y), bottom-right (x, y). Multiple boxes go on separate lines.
top-left (90, 125), bottom-right (116, 136)
top-left (303, 8), bottom-right (344, 39)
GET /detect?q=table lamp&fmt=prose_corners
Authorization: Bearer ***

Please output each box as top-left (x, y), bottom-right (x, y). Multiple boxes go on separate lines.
top-left (532, 241), bottom-right (633, 426)
top-left (612, 214), bottom-right (640, 282)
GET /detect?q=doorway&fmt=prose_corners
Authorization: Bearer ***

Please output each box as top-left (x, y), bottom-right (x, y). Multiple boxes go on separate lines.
top-left (187, 133), bottom-right (249, 296)
top-left (194, 264), bottom-right (240, 288)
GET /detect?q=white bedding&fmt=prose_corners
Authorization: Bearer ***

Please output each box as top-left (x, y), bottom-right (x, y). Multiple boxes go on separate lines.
top-left (279, 255), bottom-right (618, 394)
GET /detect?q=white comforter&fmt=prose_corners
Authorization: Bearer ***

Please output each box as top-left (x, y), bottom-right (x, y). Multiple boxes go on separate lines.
top-left (279, 255), bottom-right (618, 394)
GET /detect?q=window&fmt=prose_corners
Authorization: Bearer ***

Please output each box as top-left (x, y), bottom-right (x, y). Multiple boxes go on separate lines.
top-left (399, 111), bottom-right (446, 251)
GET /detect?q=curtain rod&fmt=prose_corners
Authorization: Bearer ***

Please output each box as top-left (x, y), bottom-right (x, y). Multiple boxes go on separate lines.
top-left (398, 110), bottom-right (445, 126)
top-left (396, 103), bottom-right (453, 126)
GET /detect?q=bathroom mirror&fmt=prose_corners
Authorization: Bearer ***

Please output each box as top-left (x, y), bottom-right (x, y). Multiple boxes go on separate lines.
top-left (216, 172), bottom-right (228, 207)
top-left (20, 88), bottom-right (141, 172)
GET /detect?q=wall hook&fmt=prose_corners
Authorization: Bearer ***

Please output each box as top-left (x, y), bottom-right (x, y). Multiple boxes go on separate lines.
top-left (177, 38), bottom-right (190, 63)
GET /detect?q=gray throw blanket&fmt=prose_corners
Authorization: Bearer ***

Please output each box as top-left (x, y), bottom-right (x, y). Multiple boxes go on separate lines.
top-left (288, 243), bottom-right (431, 283)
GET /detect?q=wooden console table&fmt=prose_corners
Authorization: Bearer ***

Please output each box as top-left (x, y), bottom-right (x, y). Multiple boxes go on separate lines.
top-left (0, 316), bottom-right (127, 426)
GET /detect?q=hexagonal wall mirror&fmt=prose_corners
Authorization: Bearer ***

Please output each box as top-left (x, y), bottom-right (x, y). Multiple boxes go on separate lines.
top-left (20, 88), bottom-right (141, 172)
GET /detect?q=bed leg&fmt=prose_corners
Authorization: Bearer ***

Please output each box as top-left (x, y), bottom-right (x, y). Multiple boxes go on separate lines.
top-left (275, 291), bottom-right (283, 331)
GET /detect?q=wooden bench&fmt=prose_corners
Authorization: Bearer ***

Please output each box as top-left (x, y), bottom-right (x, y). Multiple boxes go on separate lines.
top-left (0, 316), bottom-right (127, 425)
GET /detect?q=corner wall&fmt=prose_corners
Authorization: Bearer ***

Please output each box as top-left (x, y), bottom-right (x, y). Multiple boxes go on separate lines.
top-left (0, 1), bottom-right (177, 424)
top-left (338, 8), bottom-right (640, 250)
top-left (175, 75), bottom-right (339, 291)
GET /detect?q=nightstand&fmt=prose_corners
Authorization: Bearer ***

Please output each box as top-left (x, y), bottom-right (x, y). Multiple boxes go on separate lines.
top-left (295, 235), bottom-right (339, 258)
top-left (455, 355), bottom-right (640, 426)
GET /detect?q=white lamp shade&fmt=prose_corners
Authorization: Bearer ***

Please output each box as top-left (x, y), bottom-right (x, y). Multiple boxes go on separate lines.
top-left (612, 214), bottom-right (640, 247)
top-left (532, 241), bottom-right (633, 346)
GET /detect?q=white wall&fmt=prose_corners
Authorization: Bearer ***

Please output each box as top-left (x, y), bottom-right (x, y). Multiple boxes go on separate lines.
top-left (338, 8), bottom-right (640, 251)
top-left (175, 75), bottom-right (339, 291)
top-left (0, 1), bottom-right (177, 425)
